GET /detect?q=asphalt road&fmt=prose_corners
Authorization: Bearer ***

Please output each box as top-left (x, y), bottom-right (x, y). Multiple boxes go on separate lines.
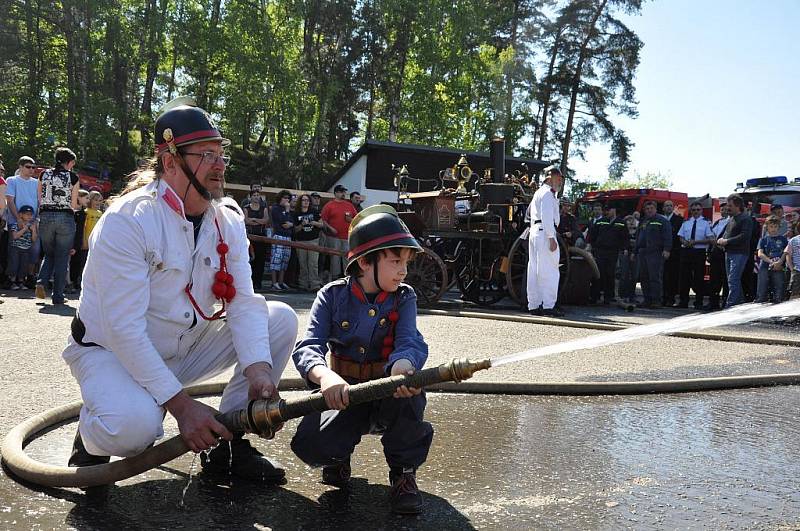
top-left (1, 289), bottom-right (799, 529)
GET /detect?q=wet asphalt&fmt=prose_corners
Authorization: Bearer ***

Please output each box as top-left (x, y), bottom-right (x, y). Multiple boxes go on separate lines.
top-left (1, 289), bottom-right (799, 529)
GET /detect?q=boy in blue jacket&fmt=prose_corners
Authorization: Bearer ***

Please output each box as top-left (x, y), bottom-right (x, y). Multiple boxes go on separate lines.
top-left (291, 205), bottom-right (432, 514)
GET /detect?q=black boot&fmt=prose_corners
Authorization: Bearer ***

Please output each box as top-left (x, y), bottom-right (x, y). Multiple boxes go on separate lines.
top-left (321, 456), bottom-right (352, 488)
top-left (389, 467), bottom-right (423, 514)
top-left (68, 430), bottom-right (110, 468)
top-left (200, 434), bottom-right (285, 484)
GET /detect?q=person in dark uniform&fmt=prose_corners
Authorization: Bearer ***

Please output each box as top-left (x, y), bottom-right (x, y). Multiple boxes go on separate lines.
top-left (587, 205), bottom-right (627, 304)
top-left (557, 197), bottom-right (583, 247)
top-left (291, 205), bottom-right (432, 515)
top-left (705, 202), bottom-right (730, 310)
top-left (661, 200), bottom-right (684, 306)
top-left (634, 200), bottom-right (672, 308)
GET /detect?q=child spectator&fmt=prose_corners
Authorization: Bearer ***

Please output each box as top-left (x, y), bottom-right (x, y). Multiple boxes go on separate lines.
top-left (291, 205), bottom-right (431, 515)
top-left (67, 190), bottom-right (92, 293)
top-left (785, 221), bottom-right (800, 299)
top-left (7, 205), bottom-right (38, 290)
top-left (756, 215), bottom-right (787, 303)
top-left (270, 190), bottom-right (293, 291)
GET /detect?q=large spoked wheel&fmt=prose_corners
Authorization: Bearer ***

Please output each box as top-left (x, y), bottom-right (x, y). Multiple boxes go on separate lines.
top-left (506, 233), bottom-right (570, 308)
top-left (405, 247), bottom-right (449, 307)
top-left (455, 239), bottom-right (507, 307)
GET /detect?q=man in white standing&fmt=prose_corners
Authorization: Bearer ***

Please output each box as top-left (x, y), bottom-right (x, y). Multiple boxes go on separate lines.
top-left (527, 165), bottom-right (564, 317)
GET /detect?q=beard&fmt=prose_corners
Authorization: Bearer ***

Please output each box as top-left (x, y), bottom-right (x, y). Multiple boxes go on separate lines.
top-left (205, 170), bottom-right (225, 200)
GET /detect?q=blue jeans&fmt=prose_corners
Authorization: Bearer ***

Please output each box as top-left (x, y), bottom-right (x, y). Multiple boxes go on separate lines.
top-left (37, 211), bottom-right (76, 303)
top-left (725, 253), bottom-right (749, 307)
top-left (756, 262), bottom-right (785, 303)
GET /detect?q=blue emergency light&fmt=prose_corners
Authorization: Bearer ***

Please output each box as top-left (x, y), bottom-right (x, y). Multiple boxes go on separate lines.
top-left (745, 176), bottom-right (788, 187)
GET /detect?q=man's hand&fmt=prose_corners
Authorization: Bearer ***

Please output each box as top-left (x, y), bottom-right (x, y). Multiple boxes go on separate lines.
top-left (662, 250), bottom-right (670, 259)
top-left (244, 362), bottom-right (278, 401)
top-left (717, 238), bottom-right (728, 246)
top-left (391, 359), bottom-right (422, 399)
top-left (319, 369), bottom-right (350, 410)
top-left (548, 238), bottom-right (558, 252)
top-left (165, 391), bottom-right (232, 453)
top-left (69, 248), bottom-right (76, 256)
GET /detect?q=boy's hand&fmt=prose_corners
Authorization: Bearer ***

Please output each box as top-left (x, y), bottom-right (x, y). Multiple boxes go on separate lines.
top-left (319, 370), bottom-right (350, 410)
top-left (391, 359), bottom-right (422, 398)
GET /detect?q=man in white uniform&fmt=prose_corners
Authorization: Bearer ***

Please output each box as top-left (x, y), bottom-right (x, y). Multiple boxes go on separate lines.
top-left (63, 97), bottom-right (298, 484)
top-left (527, 165), bottom-right (564, 317)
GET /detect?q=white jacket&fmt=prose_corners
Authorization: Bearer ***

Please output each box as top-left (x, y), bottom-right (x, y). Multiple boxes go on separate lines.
top-left (529, 183), bottom-right (560, 238)
top-left (67, 179), bottom-right (272, 405)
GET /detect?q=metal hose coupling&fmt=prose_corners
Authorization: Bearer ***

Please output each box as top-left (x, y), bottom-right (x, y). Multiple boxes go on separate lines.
top-left (215, 357), bottom-right (492, 438)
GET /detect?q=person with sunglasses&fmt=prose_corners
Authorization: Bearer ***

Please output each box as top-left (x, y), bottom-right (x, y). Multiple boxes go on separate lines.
top-left (676, 201), bottom-right (716, 309)
top-left (61, 97), bottom-right (298, 486)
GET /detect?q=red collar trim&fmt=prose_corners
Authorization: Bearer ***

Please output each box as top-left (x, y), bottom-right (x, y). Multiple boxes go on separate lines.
top-left (161, 185), bottom-right (185, 218)
top-left (350, 278), bottom-right (389, 304)
top-left (156, 129), bottom-right (221, 153)
top-left (347, 232), bottom-right (413, 259)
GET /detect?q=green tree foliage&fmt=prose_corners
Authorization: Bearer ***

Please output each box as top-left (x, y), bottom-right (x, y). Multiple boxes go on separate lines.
top-left (0, 0), bottom-right (643, 191)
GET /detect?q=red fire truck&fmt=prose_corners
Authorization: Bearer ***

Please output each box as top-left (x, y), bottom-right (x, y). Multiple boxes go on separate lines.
top-left (576, 188), bottom-right (689, 220)
top-left (735, 176), bottom-right (800, 221)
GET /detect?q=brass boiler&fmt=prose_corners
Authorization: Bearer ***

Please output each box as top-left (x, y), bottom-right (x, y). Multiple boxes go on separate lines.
top-left (216, 358), bottom-right (492, 438)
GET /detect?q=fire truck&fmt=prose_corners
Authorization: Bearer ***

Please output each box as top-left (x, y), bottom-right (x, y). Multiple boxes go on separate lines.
top-left (734, 176), bottom-right (800, 221)
top-left (576, 188), bottom-right (689, 221)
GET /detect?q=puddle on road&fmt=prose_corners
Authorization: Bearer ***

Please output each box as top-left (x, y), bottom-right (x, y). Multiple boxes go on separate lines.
top-left (2, 388), bottom-right (799, 530)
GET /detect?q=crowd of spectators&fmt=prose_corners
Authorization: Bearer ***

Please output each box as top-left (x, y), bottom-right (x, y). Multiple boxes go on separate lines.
top-left (0, 149), bottom-right (367, 297)
top-left (239, 182), bottom-right (364, 292)
top-left (583, 194), bottom-right (799, 311)
top-left (0, 151), bottom-right (104, 301)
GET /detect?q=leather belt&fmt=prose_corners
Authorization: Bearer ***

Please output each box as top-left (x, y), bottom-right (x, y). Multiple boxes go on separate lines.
top-left (330, 355), bottom-right (386, 382)
top-left (533, 220), bottom-right (542, 224)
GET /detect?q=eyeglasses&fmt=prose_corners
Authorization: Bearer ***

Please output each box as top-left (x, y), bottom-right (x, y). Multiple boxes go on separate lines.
top-left (182, 151), bottom-right (230, 166)
top-left (691, 208), bottom-right (702, 212)
top-left (23, 165), bottom-right (35, 169)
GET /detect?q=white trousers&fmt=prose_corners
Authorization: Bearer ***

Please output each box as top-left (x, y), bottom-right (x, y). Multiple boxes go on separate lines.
top-left (64, 301), bottom-right (298, 457)
top-left (526, 229), bottom-right (561, 310)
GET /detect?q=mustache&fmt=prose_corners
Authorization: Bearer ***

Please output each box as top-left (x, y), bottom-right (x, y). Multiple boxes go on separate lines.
top-left (207, 171), bottom-right (225, 180)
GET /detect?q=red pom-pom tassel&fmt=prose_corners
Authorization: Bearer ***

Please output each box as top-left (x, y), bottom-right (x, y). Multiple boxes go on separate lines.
top-left (215, 271), bottom-right (227, 282)
top-left (212, 282), bottom-right (227, 298)
top-left (383, 335), bottom-right (394, 347)
top-left (225, 285), bottom-right (236, 301)
top-left (388, 311), bottom-right (400, 322)
top-left (217, 242), bottom-right (229, 255)
top-left (381, 346), bottom-right (393, 358)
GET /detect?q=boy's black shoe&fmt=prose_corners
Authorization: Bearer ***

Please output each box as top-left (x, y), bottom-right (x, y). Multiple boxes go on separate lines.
top-left (389, 467), bottom-right (423, 514)
top-left (528, 305), bottom-right (543, 316)
top-left (321, 456), bottom-right (352, 488)
top-left (68, 430), bottom-right (110, 468)
top-left (200, 435), bottom-right (286, 484)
